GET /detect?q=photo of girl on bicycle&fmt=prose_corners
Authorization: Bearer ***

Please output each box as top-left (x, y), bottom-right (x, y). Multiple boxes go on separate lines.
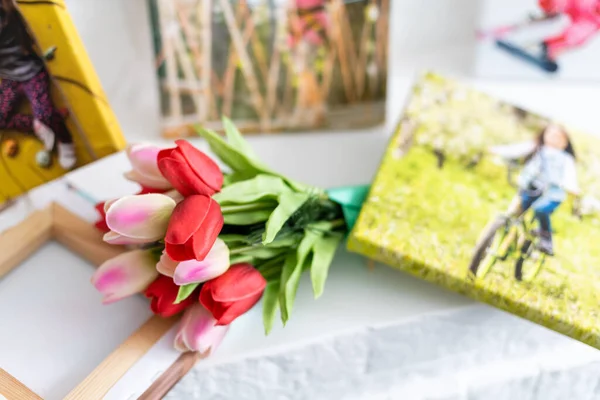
top-left (491, 124), bottom-right (580, 256)
top-left (357, 72), bottom-right (600, 349)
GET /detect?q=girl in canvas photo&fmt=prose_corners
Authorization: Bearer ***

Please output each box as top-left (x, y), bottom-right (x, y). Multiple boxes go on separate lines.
top-left (495, 124), bottom-right (580, 256)
top-left (0, 0), bottom-right (75, 169)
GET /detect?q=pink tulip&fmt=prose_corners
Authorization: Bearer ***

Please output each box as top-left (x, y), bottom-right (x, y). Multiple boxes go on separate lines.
top-left (103, 198), bottom-right (118, 212)
top-left (155, 239), bottom-right (230, 285)
top-left (92, 249), bottom-right (158, 304)
top-left (156, 251), bottom-right (178, 277)
top-left (173, 238), bottom-right (230, 284)
top-left (105, 194), bottom-right (176, 244)
top-left (103, 231), bottom-right (153, 245)
top-left (164, 189), bottom-right (184, 204)
top-left (174, 303), bottom-right (229, 354)
top-left (124, 143), bottom-right (172, 190)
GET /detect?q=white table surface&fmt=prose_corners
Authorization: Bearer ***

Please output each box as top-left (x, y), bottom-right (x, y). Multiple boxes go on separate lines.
top-left (2, 0), bottom-right (600, 398)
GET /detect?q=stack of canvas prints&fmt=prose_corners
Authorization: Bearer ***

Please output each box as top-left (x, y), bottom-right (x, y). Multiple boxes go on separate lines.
top-left (0, 0), bottom-right (125, 206)
top-left (148, 0), bottom-right (389, 137)
top-left (350, 73), bottom-right (600, 349)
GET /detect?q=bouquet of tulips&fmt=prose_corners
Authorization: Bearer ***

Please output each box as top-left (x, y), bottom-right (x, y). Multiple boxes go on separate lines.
top-left (92, 118), bottom-right (367, 356)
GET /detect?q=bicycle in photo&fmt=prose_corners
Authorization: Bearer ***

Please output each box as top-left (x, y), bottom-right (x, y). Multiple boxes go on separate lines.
top-left (469, 206), bottom-right (547, 282)
top-left (468, 160), bottom-right (579, 282)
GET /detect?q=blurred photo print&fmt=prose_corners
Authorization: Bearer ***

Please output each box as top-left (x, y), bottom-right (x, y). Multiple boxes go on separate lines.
top-left (0, 0), bottom-right (124, 205)
top-left (475, 0), bottom-right (600, 80)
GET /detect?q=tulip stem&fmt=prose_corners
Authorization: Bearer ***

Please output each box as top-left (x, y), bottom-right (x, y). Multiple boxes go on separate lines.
top-left (329, 218), bottom-right (346, 229)
top-left (221, 202), bottom-right (274, 213)
top-left (229, 245), bottom-right (259, 255)
top-left (258, 254), bottom-right (286, 279)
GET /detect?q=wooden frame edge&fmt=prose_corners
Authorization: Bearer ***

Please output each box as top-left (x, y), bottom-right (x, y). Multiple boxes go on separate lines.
top-left (0, 369), bottom-right (42, 400)
top-left (0, 204), bottom-right (188, 400)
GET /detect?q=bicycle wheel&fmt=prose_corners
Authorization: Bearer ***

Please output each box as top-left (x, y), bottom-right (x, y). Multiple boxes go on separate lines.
top-left (469, 216), bottom-right (508, 278)
top-left (515, 240), bottom-right (545, 282)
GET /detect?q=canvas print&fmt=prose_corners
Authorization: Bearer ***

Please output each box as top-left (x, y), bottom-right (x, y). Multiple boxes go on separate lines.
top-left (475, 0), bottom-right (600, 79)
top-left (349, 72), bottom-right (600, 349)
top-left (0, 0), bottom-right (125, 206)
top-left (148, 0), bottom-right (389, 137)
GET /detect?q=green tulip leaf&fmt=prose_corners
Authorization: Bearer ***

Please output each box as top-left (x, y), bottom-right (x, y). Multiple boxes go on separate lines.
top-left (223, 209), bottom-right (273, 225)
top-left (222, 116), bottom-right (259, 160)
top-left (279, 251), bottom-right (298, 326)
top-left (175, 283), bottom-right (200, 304)
top-left (194, 124), bottom-right (309, 193)
top-left (223, 172), bottom-right (248, 186)
top-left (229, 254), bottom-right (255, 265)
top-left (244, 246), bottom-right (287, 260)
top-left (219, 234), bottom-right (250, 245)
top-left (310, 233), bottom-right (343, 299)
top-left (264, 235), bottom-right (303, 248)
top-left (213, 175), bottom-right (292, 204)
top-left (262, 280), bottom-right (281, 335)
top-left (297, 228), bottom-right (322, 264)
top-left (278, 229), bottom-right (321, 324)
top-left (195, 126), bottom-right (264, 179)
top-left (263, 192), bottom-right (310, 245)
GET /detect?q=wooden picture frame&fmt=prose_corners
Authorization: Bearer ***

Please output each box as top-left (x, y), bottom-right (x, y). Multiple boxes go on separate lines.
top-left (0, 204), bottom-right (198, 400)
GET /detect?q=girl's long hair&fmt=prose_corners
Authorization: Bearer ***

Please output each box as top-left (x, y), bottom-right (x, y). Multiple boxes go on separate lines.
top-left (1, 0), bottom-right (36, 53)
top-left (524, 125), bottom-right (577, 162)
top-left (1, 0), bottom-right (16, 20)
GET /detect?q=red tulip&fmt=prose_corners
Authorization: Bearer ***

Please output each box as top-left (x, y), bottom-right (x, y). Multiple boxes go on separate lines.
top-left (165, 195), bottom-right (224, 262)
top-left (94, 202), bottom-right (110, 233)
top-left (157, 140), bottom-right (223, 197)
top-left (144, 275), bottom-right (196, 317)
top-left (200, 263), bottom-right (267, 325)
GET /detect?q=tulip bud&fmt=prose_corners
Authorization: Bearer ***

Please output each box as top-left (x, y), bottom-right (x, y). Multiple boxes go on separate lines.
top-left (125, 143), bottom-right (172, 190)
top-left (105, 194), bottom-right (176, 242)
top-left (174, 303), bottom-right (229, 355)
top-left (92, 250), bottom-right (158, 304)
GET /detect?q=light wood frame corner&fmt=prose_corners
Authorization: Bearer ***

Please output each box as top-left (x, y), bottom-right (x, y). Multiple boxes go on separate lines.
top-left (0, 203), bottom-right (197, 400)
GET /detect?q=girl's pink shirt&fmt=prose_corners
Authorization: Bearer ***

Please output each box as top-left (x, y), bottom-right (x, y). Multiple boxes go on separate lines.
top-left (546, 0), bottom-right (600, 22)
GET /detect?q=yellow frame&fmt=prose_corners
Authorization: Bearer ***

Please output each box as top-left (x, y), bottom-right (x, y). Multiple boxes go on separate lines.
top-left (0, 0), bottom-right (126, 203)
top-left (0, 204), bottom-right (198, 400)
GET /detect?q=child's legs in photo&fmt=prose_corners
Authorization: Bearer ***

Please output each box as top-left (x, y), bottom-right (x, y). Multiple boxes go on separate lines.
top-left (519, 191), bottom-right (540, 214)
top-left (21, 70), bottom-right (77, 169)
top-left (21, 70), bottom-right (72, 144)
top-left (0, 79), bottom-right (33, 132)
top-left (531, 196), bottom-right (561, 234)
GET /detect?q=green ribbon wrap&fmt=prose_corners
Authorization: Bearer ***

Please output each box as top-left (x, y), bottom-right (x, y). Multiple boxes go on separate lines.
top-left (326, 184), bottom-right (371, 234)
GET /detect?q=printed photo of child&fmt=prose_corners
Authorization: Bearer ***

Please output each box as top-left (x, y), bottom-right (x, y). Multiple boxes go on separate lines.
top-left (0, 0), bottom-right (124, 206)
top-left (475, 0), bottom-right (600, 80)
top-left (358, 73), bottom-right (600, 347)
top-left (491, 124), bottom-right (580, 255)
top-left (0, 0), bottom-right (75, 169)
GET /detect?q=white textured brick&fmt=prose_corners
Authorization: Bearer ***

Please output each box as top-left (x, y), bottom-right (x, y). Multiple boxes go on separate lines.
top-left (167, 305), bottom-right (600, 400)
